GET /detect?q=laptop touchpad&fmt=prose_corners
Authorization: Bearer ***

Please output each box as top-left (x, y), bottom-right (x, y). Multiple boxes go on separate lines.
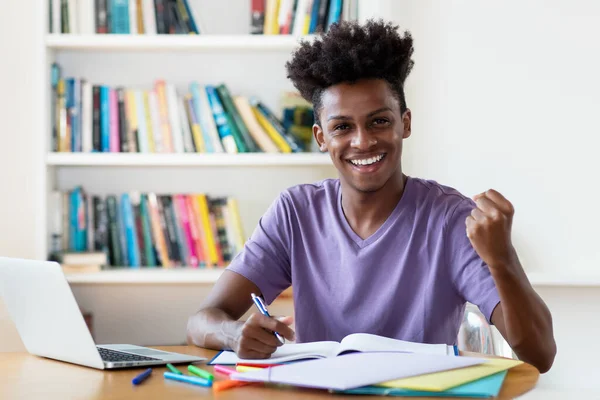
top-left (124, 349), bottom-right (169, 356)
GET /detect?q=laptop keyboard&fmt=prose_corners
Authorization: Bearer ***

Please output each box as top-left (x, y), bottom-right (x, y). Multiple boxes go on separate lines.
top-left (97, 347), bottom-right (160, 362)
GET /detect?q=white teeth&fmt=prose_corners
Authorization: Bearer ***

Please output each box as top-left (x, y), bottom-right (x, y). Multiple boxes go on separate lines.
top-left (349, 154), bottom-right (384, 166)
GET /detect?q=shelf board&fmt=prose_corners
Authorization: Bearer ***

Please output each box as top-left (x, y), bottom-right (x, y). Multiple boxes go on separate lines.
top-left (46, 152), bottom-right (333, 167)
top-left (526, 272), bottom-right (600, 287)
top-left (65, 268), bottom-right (225, 284)
top-left (45, 34), bottom-right (315, 52)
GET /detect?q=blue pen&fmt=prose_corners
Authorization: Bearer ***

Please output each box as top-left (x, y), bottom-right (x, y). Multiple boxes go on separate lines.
top-left (251, 293), bottom-right (285, 345)
top-left (132, 368), bottom-right (152, 385)
top-left (163, 372), bottom-right (212, 387)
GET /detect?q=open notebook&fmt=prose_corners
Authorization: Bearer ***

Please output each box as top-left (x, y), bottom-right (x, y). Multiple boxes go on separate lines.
top-left (209, 333), bottom-right (457, 365)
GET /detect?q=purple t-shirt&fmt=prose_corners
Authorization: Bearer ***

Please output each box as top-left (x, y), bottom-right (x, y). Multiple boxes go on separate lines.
top-left (227, 176), bottom-right (500, 345)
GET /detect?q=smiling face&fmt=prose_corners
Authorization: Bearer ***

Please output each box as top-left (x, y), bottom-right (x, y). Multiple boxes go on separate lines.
top-left (313, 79), bottom-right (412, 193)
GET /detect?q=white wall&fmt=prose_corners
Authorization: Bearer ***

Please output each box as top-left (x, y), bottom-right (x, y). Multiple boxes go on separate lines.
top-left (386, 0), bottom-right (600, 392)
top-left (1, 0), bottom-right (599, 396)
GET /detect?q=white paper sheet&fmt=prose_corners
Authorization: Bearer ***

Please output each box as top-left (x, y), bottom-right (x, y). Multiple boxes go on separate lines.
top-left (230, 352), bottom-right (485, 391)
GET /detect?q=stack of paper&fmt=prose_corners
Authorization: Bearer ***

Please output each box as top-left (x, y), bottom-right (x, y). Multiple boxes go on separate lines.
top-left (229, 352), bottom-right (523, 398)
top-left (230, 352), bottom-right (486, 391)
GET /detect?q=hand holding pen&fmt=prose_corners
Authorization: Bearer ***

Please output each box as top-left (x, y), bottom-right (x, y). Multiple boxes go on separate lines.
top-left (231, 293), bottom-right (295, 359)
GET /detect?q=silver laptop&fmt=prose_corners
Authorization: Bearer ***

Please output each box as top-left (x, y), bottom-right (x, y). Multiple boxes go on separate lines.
top-left (0, 257), bottom-right (205, 369)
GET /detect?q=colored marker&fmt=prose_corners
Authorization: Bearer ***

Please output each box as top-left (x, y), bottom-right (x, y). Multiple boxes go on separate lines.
top-left (164, 371), bottom-right (212, 387)
top-left (188, 365), bottom-right (214, 381)
top-left (132, 368), bottom-right (152, 385)
top-left (236, 362), bottom-right (283, 368)
top-left (166, 363), bottom-right (183, 375)
top-left (213, 365), bottom-right (236, 376)
top-left (236, 365), bottom-right (262, 373)
top-left (213, 379), bottom-right (257, 392)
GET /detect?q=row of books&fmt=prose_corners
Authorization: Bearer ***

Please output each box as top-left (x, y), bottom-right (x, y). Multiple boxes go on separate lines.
top-left (50, 64), bottom-right (313, 154)
top-left (49, 0), bottom-right (201, 35)
top-left (253, 0), bottom-right (358, 35)
top-left (49, 189), bottom-right (247, 269)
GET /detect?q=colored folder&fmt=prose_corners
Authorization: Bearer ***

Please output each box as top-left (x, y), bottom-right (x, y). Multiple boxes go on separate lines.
top-left (337, 371), bottom-right (508, 398)
top-left (378, 358), bottom-right (522, 392)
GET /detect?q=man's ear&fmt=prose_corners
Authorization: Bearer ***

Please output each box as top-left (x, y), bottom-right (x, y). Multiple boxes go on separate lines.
top-left (313, 123), bottom-right (327, 152)
top-left (402, 109), bottom-right (412, 139)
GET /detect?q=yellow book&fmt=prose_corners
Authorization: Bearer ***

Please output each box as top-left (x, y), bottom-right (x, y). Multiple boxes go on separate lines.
top-left (264, 0), bottom-right (281, 34)
top-left (184, 94), bottom-right (206, 153)
top-left (194, 194), bottom-right (219, 266)
top-left (227, 198), bottom-right (246, 253)
top-left (125, 90), bottom-right (139, 152)
top-left (155, 80), bottom-right (174, 152)
top-left (252, 106), bottom-right (292, 153)
top-left (57, 79), bottom-right (68, 152)
top-left (143, 91), bottom-right (155, 153)
top-left (378, 357), bottom-right (523, 392)
top-left (233, 96), bottom-right (279, 153)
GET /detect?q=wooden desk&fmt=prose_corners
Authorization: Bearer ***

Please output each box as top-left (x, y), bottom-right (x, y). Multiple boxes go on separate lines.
top-left (0, 346), bottom-right (539, 399)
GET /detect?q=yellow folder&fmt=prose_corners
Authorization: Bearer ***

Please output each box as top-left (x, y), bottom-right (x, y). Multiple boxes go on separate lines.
top-left (377, 357), bottom-right (523, 392)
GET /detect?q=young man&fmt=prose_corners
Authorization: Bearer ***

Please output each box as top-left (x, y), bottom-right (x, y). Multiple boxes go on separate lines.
top-left (187, 19), bottom-right (556, 373)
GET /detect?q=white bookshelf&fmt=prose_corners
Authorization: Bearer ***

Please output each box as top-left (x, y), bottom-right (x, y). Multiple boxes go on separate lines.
top-left (65, 268), bottom-right (225, 284)
top-left (42, 0), bottom-right (339, 278)
top-left (46, 152), bottom-right (332, 167)
top-left (46, 34), bottom-right (315, 52)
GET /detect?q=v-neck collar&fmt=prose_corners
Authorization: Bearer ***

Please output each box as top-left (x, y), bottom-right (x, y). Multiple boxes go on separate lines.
top-left (336, 176), bottom-right (413, 249)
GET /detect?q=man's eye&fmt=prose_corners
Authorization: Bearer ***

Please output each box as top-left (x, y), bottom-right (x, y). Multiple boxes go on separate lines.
top-left (372, 118), bottom-right (390, 126)
top-left (334, 124), bottom-right (350, 131)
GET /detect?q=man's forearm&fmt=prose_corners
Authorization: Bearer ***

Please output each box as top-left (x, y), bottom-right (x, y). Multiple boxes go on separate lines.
top-left (490, 259), bottom-right (556, 373)
top-left (186, 308), bottom-right (242, 350)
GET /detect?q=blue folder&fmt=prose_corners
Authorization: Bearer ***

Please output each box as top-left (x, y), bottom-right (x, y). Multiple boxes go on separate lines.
top-left (335, 371), bottom-right (508, 398)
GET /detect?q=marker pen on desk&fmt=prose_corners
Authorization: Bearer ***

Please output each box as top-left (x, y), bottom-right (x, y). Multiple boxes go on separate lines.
top-left (251, 293), bottom-right (285, 345)
top-left (166, 363), bottom-right (182, 375)
top-left (164, 372), bottom-right (212, 387)
top-left (132, 368), bottom-right (152, 385)
top-left (213, 365), bottom-right (236, 376)
top-left (188, 365), bottom-right (214, 381)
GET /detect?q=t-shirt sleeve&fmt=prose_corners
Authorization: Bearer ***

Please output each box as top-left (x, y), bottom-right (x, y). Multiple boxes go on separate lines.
top-left (226, 193), bottom-right (292, 305)
top-left (445, 198), bottom-right (501, 324)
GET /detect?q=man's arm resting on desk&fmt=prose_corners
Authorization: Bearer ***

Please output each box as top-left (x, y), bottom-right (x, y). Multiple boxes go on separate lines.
top-left (186, 270), bottom-right (295, 359)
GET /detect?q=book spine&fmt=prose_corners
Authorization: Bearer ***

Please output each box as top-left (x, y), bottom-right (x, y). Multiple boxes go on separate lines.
top-left (147, 193), bottom-right (170, 267)
top-left (92, 85), bottom-right (101, 151)
top-left (154, 0), bottom-right (167, 34)
top-left (96, 0), bottom-right (108, 33)
top-left (110, 0), bottom-right (130, 33)
top-left (100, 86), bottom-right (110, 152)
top-left (139, 194), bottom-right (157, 266)
top-left (143, 91), bottom-right (156, 152)
top-left (205, 85), bottom-right (238, 154)
top-left (189, 82), bottom-right (214, 153)
top-left (106, 195), bottom-right (123, 266)
top-left (128, 0), bottom-right (138, 34)
top-left (135, 90), bottom-right (149, 152)
top-left (142, 0), bottom-right (157, 34)
top-left (116, 88), bottom-right (129, 152)
top-left (181, 0), bottom-right (199, 33)
top-left (121, 193), bottom-right (140, 267)
top-left (81, 81), bottom-right (93, 152)
top-left (155, 81), bottom-right (174, 152)
top-left (159, 195), bottom-right (181, 266)
top-left (233, 96), bottom-right (279, 153)
top-left (148, 91), bottom-right (163, 152)
top-left (255, 99), bottom-right (304, 152)
top-left (216, 84), bottom-right (259, 152)
top-left (179, 95), bottom-right (196, 152)
top-left (109, 88), bottom-right (120, 152)
top-left (176, 195), bottom-right (198, 267)
top-left (185, 94), bottom-right (205, 153)
top-left (93, 196), bottom-right (110, 259)
top-left (165, 84), bottom-right (184, 153)
top-left (195, 194), bottom-right (219, 266)
top-left (185, 195), bottom-right (206, 267)
top-left (125, 89), bottom-right (139, 152)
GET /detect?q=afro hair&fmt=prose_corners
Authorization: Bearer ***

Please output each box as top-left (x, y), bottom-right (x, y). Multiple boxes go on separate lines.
top-left (285, 19), bottom-right (415, 124)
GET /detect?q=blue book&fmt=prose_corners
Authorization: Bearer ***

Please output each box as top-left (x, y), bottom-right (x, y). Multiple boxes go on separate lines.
top-left (115, 196), bottom-right (129, 266)
top-left (205, 85), bottom-right (237, 151)
top-left (308, 0), bottom-right (321, 33)
top-left (326, 0), bottom-right (343, 32)
top-left (69, 188), bottom-right (78, 251)
top-left (65, 78), bottom-right (77, 152)
top-left (121, 194), bottom-right (141, 268)
top-left (189, 82), bottom-right (214, 152)
top-left (336, 371), bottom-right (508, 398)
top-left (181, 0), bottom-right (199, 33)
top-left (110, 0), bottom-right (130, 33)
top-left (100, 86), bottom-right (110, 152)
